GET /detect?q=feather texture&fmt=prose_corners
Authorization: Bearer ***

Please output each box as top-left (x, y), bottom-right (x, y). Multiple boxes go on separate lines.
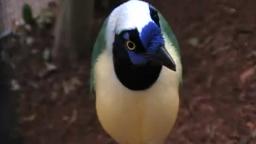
top-left (90, 19), bottom-right (108, 93)
top-left (90, 11), bottom-right (182, 93)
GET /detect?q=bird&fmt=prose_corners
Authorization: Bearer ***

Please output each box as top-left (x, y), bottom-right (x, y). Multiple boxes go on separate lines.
top-left (90, 0), bottom-right (182, 143)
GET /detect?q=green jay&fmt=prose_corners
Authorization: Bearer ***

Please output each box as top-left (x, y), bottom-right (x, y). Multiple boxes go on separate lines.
top-left (91, 0), bottom-right (182, 143)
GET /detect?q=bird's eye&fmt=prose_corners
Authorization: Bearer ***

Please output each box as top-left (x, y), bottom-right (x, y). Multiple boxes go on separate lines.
top-left (126, 40), bottom-right (136, 50)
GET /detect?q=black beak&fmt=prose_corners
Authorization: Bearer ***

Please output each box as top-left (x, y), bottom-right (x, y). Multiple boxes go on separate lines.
top-left (144, 47), bottom-right (176, 71)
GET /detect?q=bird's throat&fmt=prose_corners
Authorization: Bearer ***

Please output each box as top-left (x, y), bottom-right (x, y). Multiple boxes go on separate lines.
top-left (113, 46), bottom-right (162, 91)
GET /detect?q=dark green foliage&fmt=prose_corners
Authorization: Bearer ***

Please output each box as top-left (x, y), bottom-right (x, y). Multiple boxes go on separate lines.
top-left (0, 41), bottom-right (21, 144)
top-left (22, 3), bottom-right (35, 26)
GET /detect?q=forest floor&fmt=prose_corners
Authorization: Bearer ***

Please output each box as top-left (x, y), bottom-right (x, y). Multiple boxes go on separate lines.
top-left (3, 0), bottom-right (256, 144)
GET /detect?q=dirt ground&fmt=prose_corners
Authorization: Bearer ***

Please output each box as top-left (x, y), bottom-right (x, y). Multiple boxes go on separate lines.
top-left (3, 0), bottom-right (256, 144)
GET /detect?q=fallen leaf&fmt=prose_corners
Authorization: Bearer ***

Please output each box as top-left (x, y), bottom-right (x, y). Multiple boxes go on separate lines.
top-left (38, 63), bottom-right (58, 78)
top-left (21, 114), bottom-right (36, 122)
top-left (246, 122), bottom-right (255, 131)
top-left (43, 48), bottom-right (51, 61)
top-left (188, 37), bottom-right (199, 47)
top-left (25, 36), bottom-right (34, 45)
top-left (11, 79), bottom-right (21, 91)
top-left (62, 77), bottom-right (82, 95)
top-left (240, 66), bottom-right (255, 85)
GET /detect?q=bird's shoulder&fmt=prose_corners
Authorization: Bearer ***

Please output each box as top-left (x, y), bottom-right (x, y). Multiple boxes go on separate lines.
top-left (158, 13), bottom-right (180, 58)
top-left (90, 18), bottom-right (108, 93)
top-left (158, 12), bottom-right (182, 83)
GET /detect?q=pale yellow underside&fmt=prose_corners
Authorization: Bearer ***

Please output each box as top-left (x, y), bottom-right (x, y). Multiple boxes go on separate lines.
top-left (95, 36), bottom-right (181, 144)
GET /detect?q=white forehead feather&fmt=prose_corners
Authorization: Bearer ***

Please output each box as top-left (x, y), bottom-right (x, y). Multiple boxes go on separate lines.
top-left (112, 0), bottom-right (152, 33)
top-left (105, 0), bottom-right (153, 50)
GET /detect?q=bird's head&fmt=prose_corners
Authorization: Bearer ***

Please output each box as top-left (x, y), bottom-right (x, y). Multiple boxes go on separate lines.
top-left (109, 0), bottom-right (176, 71)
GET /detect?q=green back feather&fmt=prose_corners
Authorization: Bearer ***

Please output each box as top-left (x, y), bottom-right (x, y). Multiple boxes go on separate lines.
top-left (159, 13), bottom-right (181, 58)
top-left (22, 3), bottom-right (35, 25)
top-left (159, 13), bottom-right (182, 83)
top-left (90, 18), bottom-right (108, 93)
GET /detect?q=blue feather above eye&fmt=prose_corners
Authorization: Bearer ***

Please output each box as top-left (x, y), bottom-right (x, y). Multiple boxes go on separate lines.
top-left (140, 22), bottom-right (164, 54)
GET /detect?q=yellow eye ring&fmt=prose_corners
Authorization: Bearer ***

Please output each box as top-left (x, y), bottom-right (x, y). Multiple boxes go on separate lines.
top-left (126, 40), bottom-right (136, 50)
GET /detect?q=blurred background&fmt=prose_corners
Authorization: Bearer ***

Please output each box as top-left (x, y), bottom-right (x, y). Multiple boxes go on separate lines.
top-left (0, 0), bottom-right (255, 144)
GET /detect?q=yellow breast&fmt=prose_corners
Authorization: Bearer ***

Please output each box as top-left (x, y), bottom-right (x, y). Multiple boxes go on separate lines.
top-left (95, 53), bottom-right (180, 144)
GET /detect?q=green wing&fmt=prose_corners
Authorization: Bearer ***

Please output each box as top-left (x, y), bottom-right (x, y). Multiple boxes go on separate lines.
top-left (159, 13), bottom-right (182, 83)
top-left (159, 13), bottom-right (180, 58)
top-left (90, 18), bottom-right (108, 93)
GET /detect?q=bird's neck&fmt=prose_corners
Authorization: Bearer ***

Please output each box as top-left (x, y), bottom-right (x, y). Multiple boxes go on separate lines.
top-left (113, 46), bottom-right (162, 91)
